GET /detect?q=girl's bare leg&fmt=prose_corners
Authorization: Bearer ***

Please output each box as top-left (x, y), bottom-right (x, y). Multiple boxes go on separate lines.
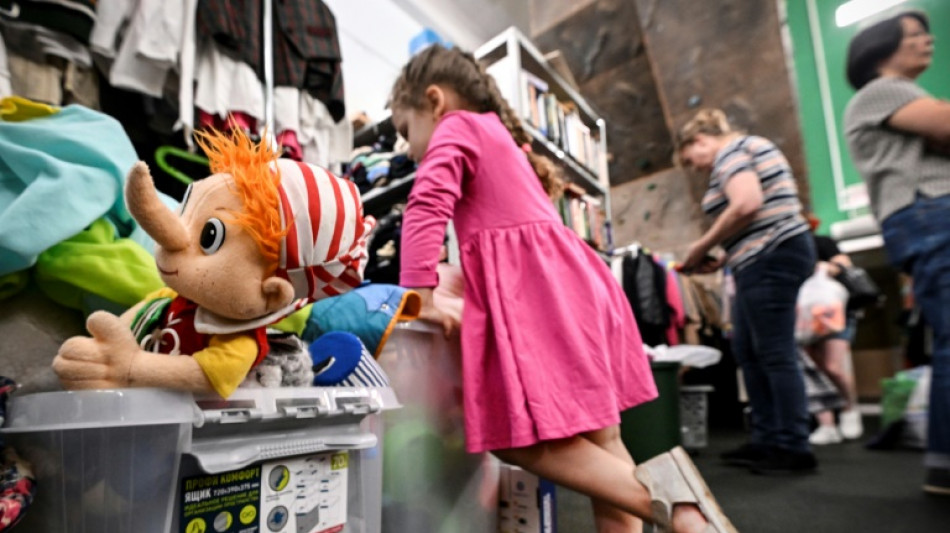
top-left (492, 428), bottom-right (709, 533)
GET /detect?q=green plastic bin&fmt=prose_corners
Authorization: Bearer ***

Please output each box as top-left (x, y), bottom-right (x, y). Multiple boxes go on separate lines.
top-left (620, 361), bottom-right (682, 463)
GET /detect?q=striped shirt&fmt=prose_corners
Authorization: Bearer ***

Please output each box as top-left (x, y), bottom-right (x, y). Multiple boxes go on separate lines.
top-left (844, 76), bottom-right (950, 222)
top-left (702, 135), bottom-right (809, 272)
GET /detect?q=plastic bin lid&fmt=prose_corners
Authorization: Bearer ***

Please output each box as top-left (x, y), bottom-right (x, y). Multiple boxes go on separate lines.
top-left (192, 386), bottom-right (400, 426)
top-left (0, 388), bottom-right (196, 433)
top-left (392, 320), bottom-right (441, 334)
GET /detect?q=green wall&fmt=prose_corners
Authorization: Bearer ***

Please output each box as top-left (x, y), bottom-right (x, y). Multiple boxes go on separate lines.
top-left (786, 0), bottom-right (950, 233)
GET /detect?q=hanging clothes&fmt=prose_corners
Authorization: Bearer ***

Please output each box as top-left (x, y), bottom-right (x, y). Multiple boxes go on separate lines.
top-left (0, 101), bottom-right (176, 276)
top-left (665, 267), bottom-right (686, 346)
top-left (4, 51), bottom-right (98, 108)
top-left (194, 40), bottom-right (265, 122)
top-left (0, 0), bottom-right (96, 44)
top-left (677, 275), bottom-right (699, 345)
top-left (621, 249), bottom-right (670, 347)
top-left (195, 0), bottom-right (345, 121)
top-left (1, 19), bottom-right (92, 68)
top-left (108, 0), bottom-right (197, 98)
top-left (298, 88), bottom-right (352, 170)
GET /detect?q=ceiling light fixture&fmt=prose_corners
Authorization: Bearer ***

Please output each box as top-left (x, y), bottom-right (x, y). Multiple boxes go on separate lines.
top-left (835, 0), bottom-right (910, 27)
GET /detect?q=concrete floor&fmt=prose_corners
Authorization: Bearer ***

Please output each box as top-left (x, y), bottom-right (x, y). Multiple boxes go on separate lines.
top-left (556, 417), bottom-right (950, 532)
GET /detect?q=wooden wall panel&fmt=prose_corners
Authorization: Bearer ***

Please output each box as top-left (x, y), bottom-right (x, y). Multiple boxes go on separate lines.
top-left (532, 0), bottom-right (673, 186)
top-left (633, 0), bottom-right (811, 199)
top-left (527, 0), bottom-right (812, 250)
top-left (609, 167), bottom-right (705, 255)
top-left (528, 0), bottom-right (599, 36)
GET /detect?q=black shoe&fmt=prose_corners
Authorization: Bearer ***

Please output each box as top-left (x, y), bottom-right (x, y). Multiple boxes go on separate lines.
top-left (749, 448), bottom-right (817, 475)
top-left (923, 468), bottom-right (950, 496)
top-left (720, 443), bottom-right (771, 467)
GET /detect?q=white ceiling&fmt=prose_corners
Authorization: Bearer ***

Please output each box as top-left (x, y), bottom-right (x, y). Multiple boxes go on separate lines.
top-left (391, 0), bottom-right (531, 49)
top-left (326, 0), bottom-right (530, 122)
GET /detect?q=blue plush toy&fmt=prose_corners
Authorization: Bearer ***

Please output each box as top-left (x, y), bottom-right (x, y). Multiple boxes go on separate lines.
top-left (262, 283), bottom-right (417, 387)
top-left (300, 284), bottom-right (421, 356)
top-left (309, 331), bottom-right (389, 387)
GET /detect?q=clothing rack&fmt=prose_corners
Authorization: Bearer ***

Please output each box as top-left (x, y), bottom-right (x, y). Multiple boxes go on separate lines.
top-left (262, 0), bottom-right (276, 148)
top-left (609, 242), bottom-right (643, 257)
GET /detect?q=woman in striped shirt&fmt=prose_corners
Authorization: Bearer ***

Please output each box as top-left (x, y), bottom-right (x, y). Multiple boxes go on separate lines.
top-left (677, 109), bottom-right (817, 475)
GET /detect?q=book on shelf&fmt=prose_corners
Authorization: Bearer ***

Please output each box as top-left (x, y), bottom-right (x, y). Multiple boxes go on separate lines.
top-left (518, 69), bottom-right (601, 175)
top-left (557, 183), bottom-right (605, 249)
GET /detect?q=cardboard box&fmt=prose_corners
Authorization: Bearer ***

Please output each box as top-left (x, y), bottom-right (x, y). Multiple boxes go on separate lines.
top-left (852, 348), bottom-right (903, 400)
top-left (498, 464), bottom-right (556, 533)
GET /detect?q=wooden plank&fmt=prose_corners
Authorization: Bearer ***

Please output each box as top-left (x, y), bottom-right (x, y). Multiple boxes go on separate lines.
top-left (528, 0), bottom-right (599, 37)
top-left (633, 0), bottom-right (811, 200)
top-left (531, 0), bottom-right (672, 186)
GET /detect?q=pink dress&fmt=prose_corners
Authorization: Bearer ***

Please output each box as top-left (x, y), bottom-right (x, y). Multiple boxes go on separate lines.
top-left (400, 111), bottom-right (657, 453)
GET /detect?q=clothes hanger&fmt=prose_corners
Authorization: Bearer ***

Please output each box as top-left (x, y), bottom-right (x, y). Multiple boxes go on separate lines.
top-left (0, 96), bottom-right (59, 122)
top-left (154, 145), bottom-right (209, 185)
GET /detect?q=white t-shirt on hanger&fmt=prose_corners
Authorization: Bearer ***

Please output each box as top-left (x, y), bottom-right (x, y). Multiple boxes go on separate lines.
top-left (194, 41), bottom-right (265, 120)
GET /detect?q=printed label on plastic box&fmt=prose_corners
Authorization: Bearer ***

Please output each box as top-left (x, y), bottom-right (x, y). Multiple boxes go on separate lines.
top-left (180, 466), bottom-right (262, 533)
top-left (179, 451), bottom-right (348, 533)
top-left (260, 452), bottom-right (349, 533)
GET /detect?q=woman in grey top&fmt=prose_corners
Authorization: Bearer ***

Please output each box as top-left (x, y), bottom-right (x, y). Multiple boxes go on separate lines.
top-left (843, 10), bottom-right (950, 496)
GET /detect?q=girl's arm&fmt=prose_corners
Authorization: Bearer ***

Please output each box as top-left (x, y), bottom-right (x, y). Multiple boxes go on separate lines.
top-left (400, 115), bottom-right (477, 289)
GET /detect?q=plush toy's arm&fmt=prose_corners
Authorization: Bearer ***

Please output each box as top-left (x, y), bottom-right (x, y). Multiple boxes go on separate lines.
top-left (118, 299), bottom-right (148, 329)
top-left (128, 351), bottom-right (215, 392)
top-left (53, 310), bottom-right (214, 393)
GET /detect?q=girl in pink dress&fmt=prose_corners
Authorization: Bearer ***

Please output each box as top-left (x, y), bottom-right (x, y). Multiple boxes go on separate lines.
top-left (390, 45), bottom-right (735, 533)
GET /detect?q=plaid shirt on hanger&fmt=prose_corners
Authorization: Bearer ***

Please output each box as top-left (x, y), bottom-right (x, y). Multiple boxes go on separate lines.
top-left (196, 0), bottom-right (345, 121)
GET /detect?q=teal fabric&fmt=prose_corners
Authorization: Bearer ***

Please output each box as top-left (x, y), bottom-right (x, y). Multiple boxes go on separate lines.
top-left (0, 105), bottom-right (175, 276)
top-left (302, 284), bottom-right (409, 354)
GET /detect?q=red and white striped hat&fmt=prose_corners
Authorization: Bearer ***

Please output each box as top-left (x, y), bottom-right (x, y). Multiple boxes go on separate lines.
top-left (273, 159), bottom-right (375, 302)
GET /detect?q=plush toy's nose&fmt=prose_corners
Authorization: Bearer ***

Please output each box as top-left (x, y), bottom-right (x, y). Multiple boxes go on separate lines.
top-left (125, 162), bottom-right (189, 252)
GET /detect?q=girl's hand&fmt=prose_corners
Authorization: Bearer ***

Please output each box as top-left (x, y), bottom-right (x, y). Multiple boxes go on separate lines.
top-left (414, 288), bottom-right (460, 339)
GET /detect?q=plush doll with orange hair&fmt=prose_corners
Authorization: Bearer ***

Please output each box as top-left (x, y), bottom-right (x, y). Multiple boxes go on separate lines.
top-left (52, 130), bottom-right (375, 398)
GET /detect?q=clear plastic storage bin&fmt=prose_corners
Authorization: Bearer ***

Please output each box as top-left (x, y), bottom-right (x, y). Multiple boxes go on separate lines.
top-left (679, 385), bottom-right (714, 451)
top-left (376, 321), bottom-right (500, 533)
top-left (1, 386), bottom-right (398, 533)
top-left (1, 389), bottom-right (195, 533)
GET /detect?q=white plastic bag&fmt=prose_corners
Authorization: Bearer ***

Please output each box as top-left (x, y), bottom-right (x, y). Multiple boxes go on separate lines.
top-left (795, 266), bottom-right (849, 345)
top-left (645, 344), bottom-right (723, 368)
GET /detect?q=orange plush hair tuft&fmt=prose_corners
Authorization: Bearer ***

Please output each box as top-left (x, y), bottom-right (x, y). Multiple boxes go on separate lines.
top-left (194, 128), bottom-right (287, 271)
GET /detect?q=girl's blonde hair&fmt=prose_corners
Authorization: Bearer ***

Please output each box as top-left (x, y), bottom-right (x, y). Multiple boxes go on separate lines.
top-left (195, 128), bottom-right (288, 272)
top-left (390, 45), bottom-right (563, 198)
top-left (674, 108), bottom-right (734, 167)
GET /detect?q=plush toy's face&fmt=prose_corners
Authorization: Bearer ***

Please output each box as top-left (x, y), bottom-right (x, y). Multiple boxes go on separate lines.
top-left (135, 172), bottom-right (294, 320)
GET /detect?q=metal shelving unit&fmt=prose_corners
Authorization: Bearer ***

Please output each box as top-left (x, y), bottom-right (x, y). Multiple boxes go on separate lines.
top-left (353, 28), bottom-right (613, 247)
top-left (361, 171), bottom-right (415, 216)
top-left (475, 26), bottom-right (612, 246)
